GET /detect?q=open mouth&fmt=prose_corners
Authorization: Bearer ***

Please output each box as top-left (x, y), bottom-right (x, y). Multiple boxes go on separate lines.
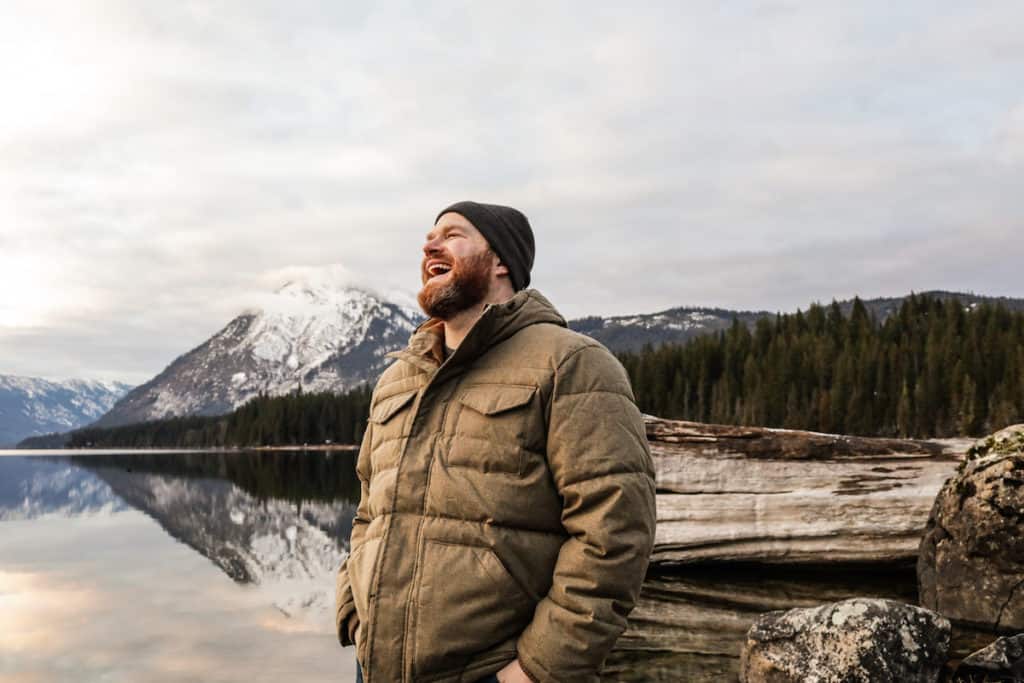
top-left (426, 261), bottom-right (452, 280)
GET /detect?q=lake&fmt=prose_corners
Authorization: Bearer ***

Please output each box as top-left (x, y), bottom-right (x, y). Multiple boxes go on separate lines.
top-left (0, 450), bottom-right (984, 682)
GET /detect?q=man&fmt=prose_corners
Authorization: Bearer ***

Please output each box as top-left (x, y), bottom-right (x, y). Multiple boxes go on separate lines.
top-left (335, 201), bottom-right (657, 683)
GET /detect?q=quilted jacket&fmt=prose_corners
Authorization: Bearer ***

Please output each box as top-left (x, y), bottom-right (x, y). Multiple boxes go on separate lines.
top-left (335, 288), bottom-right (657, 682)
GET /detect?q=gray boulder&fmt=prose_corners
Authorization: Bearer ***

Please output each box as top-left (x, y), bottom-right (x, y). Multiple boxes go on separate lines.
top-left (739, 598), bottom-right (950, 683)
top-left (918, 424), bottom-right (1024, 630)
top-left (953, 633), bottom-right (1024, 682)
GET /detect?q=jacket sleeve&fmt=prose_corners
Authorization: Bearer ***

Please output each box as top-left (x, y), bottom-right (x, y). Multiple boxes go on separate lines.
top-left (335, 420), bottom-right (374, 647)
top-left (516, 343), bottom-right (657, 683)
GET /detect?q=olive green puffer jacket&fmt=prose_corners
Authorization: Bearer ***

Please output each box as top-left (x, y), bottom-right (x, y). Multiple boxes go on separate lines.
top-left (335, 288), bottom-right (656, 682)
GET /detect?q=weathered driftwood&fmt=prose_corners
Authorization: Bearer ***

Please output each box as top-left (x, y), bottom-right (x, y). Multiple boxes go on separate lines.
top-left (602, 567), bottom-right (921, 681)
top-left (646, 417), bottom-right (971, 565)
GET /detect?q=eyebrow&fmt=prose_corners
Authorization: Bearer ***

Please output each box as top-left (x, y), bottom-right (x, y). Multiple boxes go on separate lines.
top-left (424, 225), bottom-right (461, 240)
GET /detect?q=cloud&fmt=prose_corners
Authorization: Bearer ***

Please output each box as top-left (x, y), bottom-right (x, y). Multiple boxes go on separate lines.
top-left (1, 1), bottom-right (1022, 381)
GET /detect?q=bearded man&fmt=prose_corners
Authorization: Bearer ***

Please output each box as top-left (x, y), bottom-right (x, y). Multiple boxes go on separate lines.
top-left (335, 201), bottom-right (657, 683)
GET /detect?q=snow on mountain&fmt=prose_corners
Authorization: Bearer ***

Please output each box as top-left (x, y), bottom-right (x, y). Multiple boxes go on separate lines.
top-left (95, 280), bottom-right (424, 427)
top-left (567, 290), bottom-right (1024, 353)
top-left (0, 376), bottom-right (133, 447)
top-left (569, 306), bottom-right (772, 353)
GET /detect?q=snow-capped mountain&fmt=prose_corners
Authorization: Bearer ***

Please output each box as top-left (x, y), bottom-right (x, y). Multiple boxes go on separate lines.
top-left (95, 280), bottom-right (424, 428)
top-left (569, 306), bottom-right (772, 353)
top-left (0, 376), bottom-right (133, 447)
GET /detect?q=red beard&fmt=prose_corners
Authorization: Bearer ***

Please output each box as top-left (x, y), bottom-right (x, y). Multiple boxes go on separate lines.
top-left (417, 248), bottom-right (494, 320)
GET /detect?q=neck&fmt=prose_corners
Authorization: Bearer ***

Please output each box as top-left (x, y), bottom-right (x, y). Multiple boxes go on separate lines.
top-left (442, 288), bottom-right (516, 350)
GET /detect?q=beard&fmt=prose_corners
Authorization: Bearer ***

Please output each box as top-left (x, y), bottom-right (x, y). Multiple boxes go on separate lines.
top-left (417, 248), bottom-right (494, 320)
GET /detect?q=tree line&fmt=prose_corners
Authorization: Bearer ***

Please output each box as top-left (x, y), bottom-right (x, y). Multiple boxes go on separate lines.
top-left (65, 385), bottom-right (371, 448)
top-left (618, 293), bottom-right (1024, 438)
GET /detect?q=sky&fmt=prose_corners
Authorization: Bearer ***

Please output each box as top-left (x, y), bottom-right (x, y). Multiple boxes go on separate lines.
top-left (2, 2), bottom-right (1022, 384)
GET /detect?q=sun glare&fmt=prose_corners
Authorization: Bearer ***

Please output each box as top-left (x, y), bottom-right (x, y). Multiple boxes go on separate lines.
top-left (0, 6), bottom-right (117, 143)
top-left (0, 250), bottom-right (65, 328)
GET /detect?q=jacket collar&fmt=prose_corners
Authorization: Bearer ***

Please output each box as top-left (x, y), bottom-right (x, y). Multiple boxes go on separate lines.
top-left (385, 288), bottom-right (567, 372)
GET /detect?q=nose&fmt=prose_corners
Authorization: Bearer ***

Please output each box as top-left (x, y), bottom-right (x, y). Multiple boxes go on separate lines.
top-left (423, 234), bottom-right (444, 256)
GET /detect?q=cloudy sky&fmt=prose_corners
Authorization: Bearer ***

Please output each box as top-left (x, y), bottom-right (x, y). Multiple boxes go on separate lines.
top-left (2, 2), bottom-right (1022, 384)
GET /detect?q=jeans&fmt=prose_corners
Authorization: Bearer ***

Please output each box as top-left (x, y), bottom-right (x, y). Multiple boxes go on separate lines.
top-left (355, 660), bottom-right (499, 682)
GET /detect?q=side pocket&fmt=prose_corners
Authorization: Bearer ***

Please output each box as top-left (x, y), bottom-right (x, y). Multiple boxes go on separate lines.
top-left (412, 540), bottom-right (534, 677)
top-left (347, 537), bottom-right (382, 665)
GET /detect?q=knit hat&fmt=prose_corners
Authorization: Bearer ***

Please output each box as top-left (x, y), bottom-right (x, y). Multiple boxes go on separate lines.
top-left (434, 201), bottom-right (535, 291)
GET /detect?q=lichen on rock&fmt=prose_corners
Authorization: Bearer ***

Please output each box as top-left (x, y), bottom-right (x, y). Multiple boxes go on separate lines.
top-left (965, 424), bottom-right (1024, 463)
top-left (919, 425), bottom-right (1024, 631)
top-left (739, 598), bottom-right (950, 683)
top-left (953, 633), bottom-right (1024, 682)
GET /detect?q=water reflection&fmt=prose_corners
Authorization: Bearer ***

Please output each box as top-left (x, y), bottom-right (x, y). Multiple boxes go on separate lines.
top-left (74, 451), bottom-right (359, 589)
top-left (0, 451), bottom-right (998, 682)
top-left (0, 451), bottom-right (359, 682)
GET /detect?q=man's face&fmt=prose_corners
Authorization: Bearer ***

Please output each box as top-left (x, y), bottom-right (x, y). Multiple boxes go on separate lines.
top-left (418, 212), bottom-right (499, 320)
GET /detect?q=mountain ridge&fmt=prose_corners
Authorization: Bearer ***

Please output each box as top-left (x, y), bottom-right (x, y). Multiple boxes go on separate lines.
top-left (87, 287), bottom-right (1023, 430)
top-left (0, 375), bottom-right (132, 447)
top-left (94, 281), bottom-right (421, 428)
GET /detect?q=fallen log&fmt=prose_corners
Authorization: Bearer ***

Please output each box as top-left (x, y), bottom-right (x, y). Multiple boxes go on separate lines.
top-left (646, 417), bottom-right (971, 565)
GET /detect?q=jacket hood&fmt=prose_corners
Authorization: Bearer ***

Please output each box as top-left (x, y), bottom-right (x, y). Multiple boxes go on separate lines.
top-left (387, 288), bottom-right (567, 372)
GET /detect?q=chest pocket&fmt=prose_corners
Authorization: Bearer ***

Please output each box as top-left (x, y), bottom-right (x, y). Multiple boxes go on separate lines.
top-left (368, 389), bottom-right (417, 473)
top-left (446, 384), bottom-right (539, 476)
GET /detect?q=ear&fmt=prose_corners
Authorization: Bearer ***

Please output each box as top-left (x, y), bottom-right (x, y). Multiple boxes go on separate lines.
top-left (492, 252), bottom-right (509, 276)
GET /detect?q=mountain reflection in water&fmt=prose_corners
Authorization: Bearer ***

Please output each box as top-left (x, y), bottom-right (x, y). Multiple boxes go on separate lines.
top-left (1, 451), bottom-right (937, 682)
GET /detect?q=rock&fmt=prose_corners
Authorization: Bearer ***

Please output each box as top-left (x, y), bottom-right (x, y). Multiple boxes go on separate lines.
top-left (645, 417), bottom-right (969, 565)
top-left (953, 633), bottom-right (1024, 682)
top-left (966, 424), bottom-right (1024, 461)
top-left (918, 424), bottom-right (1024, 631)
top-left (607, 567), bottom-right (918, 681)
top-left (738, 598), bottom-right (951, 683)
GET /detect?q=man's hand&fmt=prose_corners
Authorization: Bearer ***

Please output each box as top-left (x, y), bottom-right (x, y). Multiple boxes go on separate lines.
top-left (496, 658), bottom-right (532, 683)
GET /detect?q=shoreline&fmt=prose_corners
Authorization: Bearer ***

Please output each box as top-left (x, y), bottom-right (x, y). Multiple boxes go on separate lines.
top-left (1, 444), bottom-right (361, 456)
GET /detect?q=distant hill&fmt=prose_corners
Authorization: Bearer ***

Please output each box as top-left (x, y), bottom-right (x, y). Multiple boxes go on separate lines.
top-left (569, 290), bottom-right (1024, 353)
top-left (845, 290), bottom-right (1024, 320)
top-left (0, 375), bottom-right (132, 447)
top-left (569, 306), bottom-right (771, 352)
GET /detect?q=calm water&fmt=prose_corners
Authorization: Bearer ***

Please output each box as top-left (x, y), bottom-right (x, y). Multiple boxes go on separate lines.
top-left (0, 450), bottom-right (984, 682)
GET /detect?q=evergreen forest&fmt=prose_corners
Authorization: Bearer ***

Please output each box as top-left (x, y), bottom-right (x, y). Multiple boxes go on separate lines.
top-left (64, 385), bottom-right (371, 449)
top-left (619, 293), bottom-right (1024, 438)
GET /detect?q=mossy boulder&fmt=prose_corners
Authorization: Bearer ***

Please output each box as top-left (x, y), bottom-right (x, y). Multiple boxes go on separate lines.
top-left (918, 424), bottom-right (1024, 630)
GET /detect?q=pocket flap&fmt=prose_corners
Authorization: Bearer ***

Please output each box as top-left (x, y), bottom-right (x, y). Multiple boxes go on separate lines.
top-left (458, 385), bottom-right (537, 416)
top-left (369, 389), bottom-right (417, 424)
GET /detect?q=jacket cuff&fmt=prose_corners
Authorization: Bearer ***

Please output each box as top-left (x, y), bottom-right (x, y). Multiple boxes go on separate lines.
top-left (337, 605), bottom-right (358, 647)
top-left (515, 645), bottom-right (548, 683)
